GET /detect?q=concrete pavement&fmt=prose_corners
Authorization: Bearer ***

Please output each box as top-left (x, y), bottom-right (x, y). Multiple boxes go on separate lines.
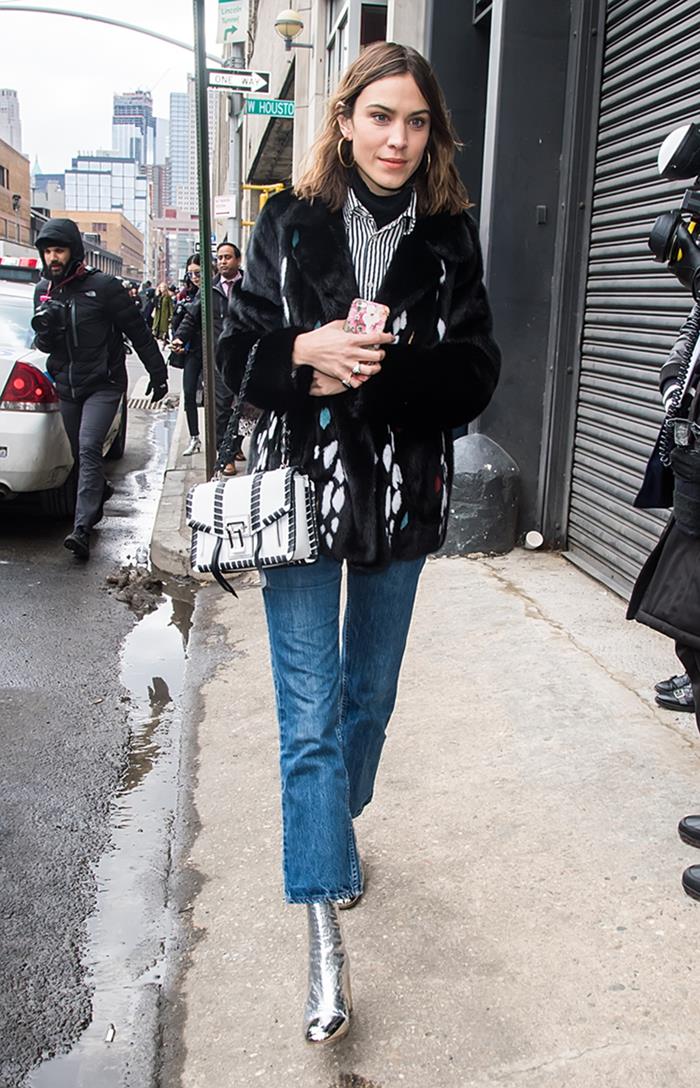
top-left (155, 480), bottom-right (700, 1087)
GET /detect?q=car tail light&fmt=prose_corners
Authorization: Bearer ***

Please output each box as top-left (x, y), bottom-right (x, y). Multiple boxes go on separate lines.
top-left (0, 361), bottom-right (59, 412)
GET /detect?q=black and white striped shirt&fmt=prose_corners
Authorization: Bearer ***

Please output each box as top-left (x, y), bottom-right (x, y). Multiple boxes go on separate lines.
top-left (342, 185), bottom-right (417, 300)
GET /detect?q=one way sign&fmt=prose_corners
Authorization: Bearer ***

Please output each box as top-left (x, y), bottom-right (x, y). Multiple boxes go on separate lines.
top-left (208, 68), bottom-right (271, 94)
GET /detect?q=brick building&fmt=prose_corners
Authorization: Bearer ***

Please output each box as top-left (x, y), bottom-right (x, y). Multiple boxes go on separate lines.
top-left (0, 135), bottom-right (31, 254)
top-left (52, 210), bottom-right (144, 280)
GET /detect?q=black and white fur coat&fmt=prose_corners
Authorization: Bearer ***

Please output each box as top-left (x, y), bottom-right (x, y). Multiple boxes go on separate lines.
top-left (217, 187), bottom-right (501, 567)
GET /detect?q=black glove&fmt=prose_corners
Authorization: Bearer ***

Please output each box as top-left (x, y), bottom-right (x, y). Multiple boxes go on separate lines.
top-left (669, 223), bottom-right (700, 300)
top-left (146, 377), bottom-right (168, 403)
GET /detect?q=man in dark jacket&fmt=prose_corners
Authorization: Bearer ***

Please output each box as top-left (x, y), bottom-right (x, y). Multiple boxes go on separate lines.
top-left (171, 241), bottom-right (243, 470)
top-left (33, 218), bottom-right (168, 559)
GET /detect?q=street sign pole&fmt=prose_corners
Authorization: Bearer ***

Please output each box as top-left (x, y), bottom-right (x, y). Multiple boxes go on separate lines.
top-left (193, 0), bottom-right (217, 479)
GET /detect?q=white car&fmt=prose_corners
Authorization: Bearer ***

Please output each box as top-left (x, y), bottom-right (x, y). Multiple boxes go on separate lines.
top-left (0, 279), bottom-right (125, 516)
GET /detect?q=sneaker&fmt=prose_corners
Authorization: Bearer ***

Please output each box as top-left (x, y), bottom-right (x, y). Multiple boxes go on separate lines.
top-left (655, 684), bottom-right (695, 713)
top-left (64, 526), bottom-right (90, 560)
top-left (655, 672), bottom-right (690, 695)
top-left (183, 436), bottom-right (201, 456)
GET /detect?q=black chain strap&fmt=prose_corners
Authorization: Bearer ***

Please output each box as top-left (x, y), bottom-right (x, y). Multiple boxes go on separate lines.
top-left (214, 340), bottom-right (291, 474)
top-left (659, 303), bottom-right (700, 466)
top-left (215, 341), bottom-right (259, 473)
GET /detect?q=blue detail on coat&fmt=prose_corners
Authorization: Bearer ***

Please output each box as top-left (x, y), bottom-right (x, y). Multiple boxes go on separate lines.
top-left (313, 320), bottom-right (321, 329)
top-left (320, 407), bottom-right (331, 430)
top-left (291, 229), bottom-right (300, 249)
top-left (400, 512), bottom-right (409, 530)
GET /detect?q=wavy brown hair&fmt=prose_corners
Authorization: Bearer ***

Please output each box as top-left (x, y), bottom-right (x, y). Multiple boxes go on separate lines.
top-left (295, 41), bottom-right (470, 216)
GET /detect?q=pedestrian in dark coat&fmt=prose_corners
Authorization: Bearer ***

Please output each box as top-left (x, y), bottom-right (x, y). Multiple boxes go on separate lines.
top-left (33, 218), bottom-right (167, 559)
top-left (216, 41), bottom-right (500, 1045)
top-left (170, 255), bottom-right (202, 456)
top-left (171, 242), bottom-right (245, 468)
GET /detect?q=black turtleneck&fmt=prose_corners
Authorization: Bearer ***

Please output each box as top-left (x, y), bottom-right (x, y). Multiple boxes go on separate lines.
top-left (350, 169), bottom-right (413, 229)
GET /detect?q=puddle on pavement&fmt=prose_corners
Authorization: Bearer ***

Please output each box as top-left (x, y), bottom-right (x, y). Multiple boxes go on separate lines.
top-left (27, 409), bottom-right (195, 1088)
top-left (27, 579), bottom-right (194, 1088)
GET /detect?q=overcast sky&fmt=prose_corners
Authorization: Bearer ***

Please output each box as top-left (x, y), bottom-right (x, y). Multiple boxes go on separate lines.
top-left (0, 0), bottom-right (221, 172)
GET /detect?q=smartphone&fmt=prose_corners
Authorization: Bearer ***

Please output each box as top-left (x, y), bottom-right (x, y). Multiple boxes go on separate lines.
top-left (343, 298), bottom-right (390, 336)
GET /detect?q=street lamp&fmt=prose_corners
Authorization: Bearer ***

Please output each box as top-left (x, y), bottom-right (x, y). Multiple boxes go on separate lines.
top-left (274, 8), bottom-right (313, 51)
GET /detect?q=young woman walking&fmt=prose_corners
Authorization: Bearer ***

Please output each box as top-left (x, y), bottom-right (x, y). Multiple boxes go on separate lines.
top-left (171, 255), bottom-right (203, 456)
top-left (218, 41), bottom-right (500, 1045)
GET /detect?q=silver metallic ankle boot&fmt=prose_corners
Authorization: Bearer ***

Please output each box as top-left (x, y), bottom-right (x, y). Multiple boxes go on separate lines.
top-left (303, 902), bottom-right (352, 1045)
top-left (183, 436), bottom-right (201, 456)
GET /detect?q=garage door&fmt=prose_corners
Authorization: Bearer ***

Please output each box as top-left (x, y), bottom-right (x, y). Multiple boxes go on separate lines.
top-left (567, 0), bottom-right (700, 595)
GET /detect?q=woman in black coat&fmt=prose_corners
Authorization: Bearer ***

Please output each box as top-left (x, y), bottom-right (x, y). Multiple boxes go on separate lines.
top-left (218, 41), bottom-right (500, 1044)
top-left (171, 254), bottom-right (202, 456)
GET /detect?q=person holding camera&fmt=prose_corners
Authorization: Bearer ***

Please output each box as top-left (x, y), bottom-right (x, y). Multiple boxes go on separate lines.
top-left (628, 220), bottom-right (700, 899)
top-left (33, 219), bottom-right (168, 559)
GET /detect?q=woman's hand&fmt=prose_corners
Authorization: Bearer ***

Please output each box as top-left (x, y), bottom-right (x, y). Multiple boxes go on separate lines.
top-left (309, 372), bottom-right (349, 397)
top-left (170, 338), bottom-right (185, 353)
top-left (293, 319), bottom-right (394, 390)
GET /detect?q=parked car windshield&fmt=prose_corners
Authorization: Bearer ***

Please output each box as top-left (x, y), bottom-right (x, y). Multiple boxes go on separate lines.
top-left (0, 291), bottom-right (35, 354)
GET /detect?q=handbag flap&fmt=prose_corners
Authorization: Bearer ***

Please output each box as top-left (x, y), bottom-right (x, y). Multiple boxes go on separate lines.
top-left (186, 469), bottom-right (295, 539)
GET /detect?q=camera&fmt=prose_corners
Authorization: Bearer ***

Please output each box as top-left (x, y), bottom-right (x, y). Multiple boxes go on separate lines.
top-left (30, 298), bottom-right (68, 341)
top-left (649, 121), bottom-right (700, 262)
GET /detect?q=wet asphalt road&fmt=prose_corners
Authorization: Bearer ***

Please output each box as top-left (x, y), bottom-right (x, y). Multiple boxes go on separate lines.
top-left (0, 406), bottom-right (179, 1087)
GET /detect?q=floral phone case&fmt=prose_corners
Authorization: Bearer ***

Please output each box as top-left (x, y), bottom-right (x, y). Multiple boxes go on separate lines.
top-left (343, 298), bottom-right (390, 336)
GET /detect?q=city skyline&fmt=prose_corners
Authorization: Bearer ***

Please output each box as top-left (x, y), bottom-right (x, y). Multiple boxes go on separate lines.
top-left (0, 0), bottom-right (220, 173)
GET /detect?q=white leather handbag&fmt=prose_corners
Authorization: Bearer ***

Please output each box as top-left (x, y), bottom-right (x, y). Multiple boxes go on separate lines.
top-left (187, 466), bottom-right (318, 593)
top-left (186, 341), bottom-right (319, 594)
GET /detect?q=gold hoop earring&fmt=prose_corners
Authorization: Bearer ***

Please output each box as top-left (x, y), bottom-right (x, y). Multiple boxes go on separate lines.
top-left (337, 137), bottom-right (355, 169)
top-left (424, 150), bottom-right (432, 173)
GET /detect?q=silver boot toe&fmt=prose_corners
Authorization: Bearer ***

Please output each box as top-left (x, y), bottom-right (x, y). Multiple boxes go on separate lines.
top-left (303, 902), bottom-right (352, 1045)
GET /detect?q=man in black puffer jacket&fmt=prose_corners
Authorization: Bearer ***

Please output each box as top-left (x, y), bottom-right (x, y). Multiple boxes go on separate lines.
top-left (33, 219), bottom-right (168, 559)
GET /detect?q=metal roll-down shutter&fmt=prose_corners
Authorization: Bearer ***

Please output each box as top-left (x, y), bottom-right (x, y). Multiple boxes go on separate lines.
top-left (567, 0), bottom-right (700, 596)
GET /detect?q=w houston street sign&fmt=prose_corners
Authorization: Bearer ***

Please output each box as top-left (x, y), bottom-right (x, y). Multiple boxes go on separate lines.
top-left (246, 97), bottom-right (295, 118)
top-left (208, 68), bottom-right (270, 93)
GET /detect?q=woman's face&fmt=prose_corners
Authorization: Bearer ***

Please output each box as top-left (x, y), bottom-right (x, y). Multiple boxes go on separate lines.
top-left (338, 73), bottom-right (431, 196)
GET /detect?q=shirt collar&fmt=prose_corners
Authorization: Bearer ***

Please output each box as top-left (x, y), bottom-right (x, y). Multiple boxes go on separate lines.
top-left (343, 185), bottom-right (417, 232)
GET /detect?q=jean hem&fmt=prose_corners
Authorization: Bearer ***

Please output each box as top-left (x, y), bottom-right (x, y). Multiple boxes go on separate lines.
top-left (285, 887), bottom-right (363, 905)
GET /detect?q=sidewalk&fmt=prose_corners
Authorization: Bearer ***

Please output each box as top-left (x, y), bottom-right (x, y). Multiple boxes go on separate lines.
top-left (160, 525), bottom-right (700, 1086)
top-left (150, 400), bottom-right (207, 577)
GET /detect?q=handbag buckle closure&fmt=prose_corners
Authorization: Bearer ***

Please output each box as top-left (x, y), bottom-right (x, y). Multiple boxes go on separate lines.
top-left (225, 518), bottom-right (248, 552)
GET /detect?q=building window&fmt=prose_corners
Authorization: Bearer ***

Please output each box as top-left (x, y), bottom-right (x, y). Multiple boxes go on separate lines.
top-left (326, 1), bottom-right (386, 94)
top-left (326, 3), bottom-right (349, 96)
top-left (360, 2), bottom-right (386, 48)
top-left (0, 166), bottom-right (8, 189)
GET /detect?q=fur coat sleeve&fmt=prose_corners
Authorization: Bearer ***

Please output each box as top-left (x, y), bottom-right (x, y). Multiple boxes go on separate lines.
top-left (217, 198), bottom-right (311, 411)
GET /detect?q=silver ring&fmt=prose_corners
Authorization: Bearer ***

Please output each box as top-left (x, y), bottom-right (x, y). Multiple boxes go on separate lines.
top-left (352, 363), bottom-right (362, 376)
top-left (341, 377), bottom-right (353, 389)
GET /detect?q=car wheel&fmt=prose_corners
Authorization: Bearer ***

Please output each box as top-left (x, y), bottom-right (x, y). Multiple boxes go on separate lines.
top-left (39, 469), bottom-right (76, 518)
top-left (105, 403), bottom-right (127, 461)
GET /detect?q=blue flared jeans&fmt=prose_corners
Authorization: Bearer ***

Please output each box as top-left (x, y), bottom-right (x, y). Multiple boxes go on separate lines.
top-left (262, 554), bottom-right (425, 904)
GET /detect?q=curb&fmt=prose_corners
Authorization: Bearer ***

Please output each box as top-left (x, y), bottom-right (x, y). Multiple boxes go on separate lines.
top-left (150, 402), bottom-right (206, 577)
